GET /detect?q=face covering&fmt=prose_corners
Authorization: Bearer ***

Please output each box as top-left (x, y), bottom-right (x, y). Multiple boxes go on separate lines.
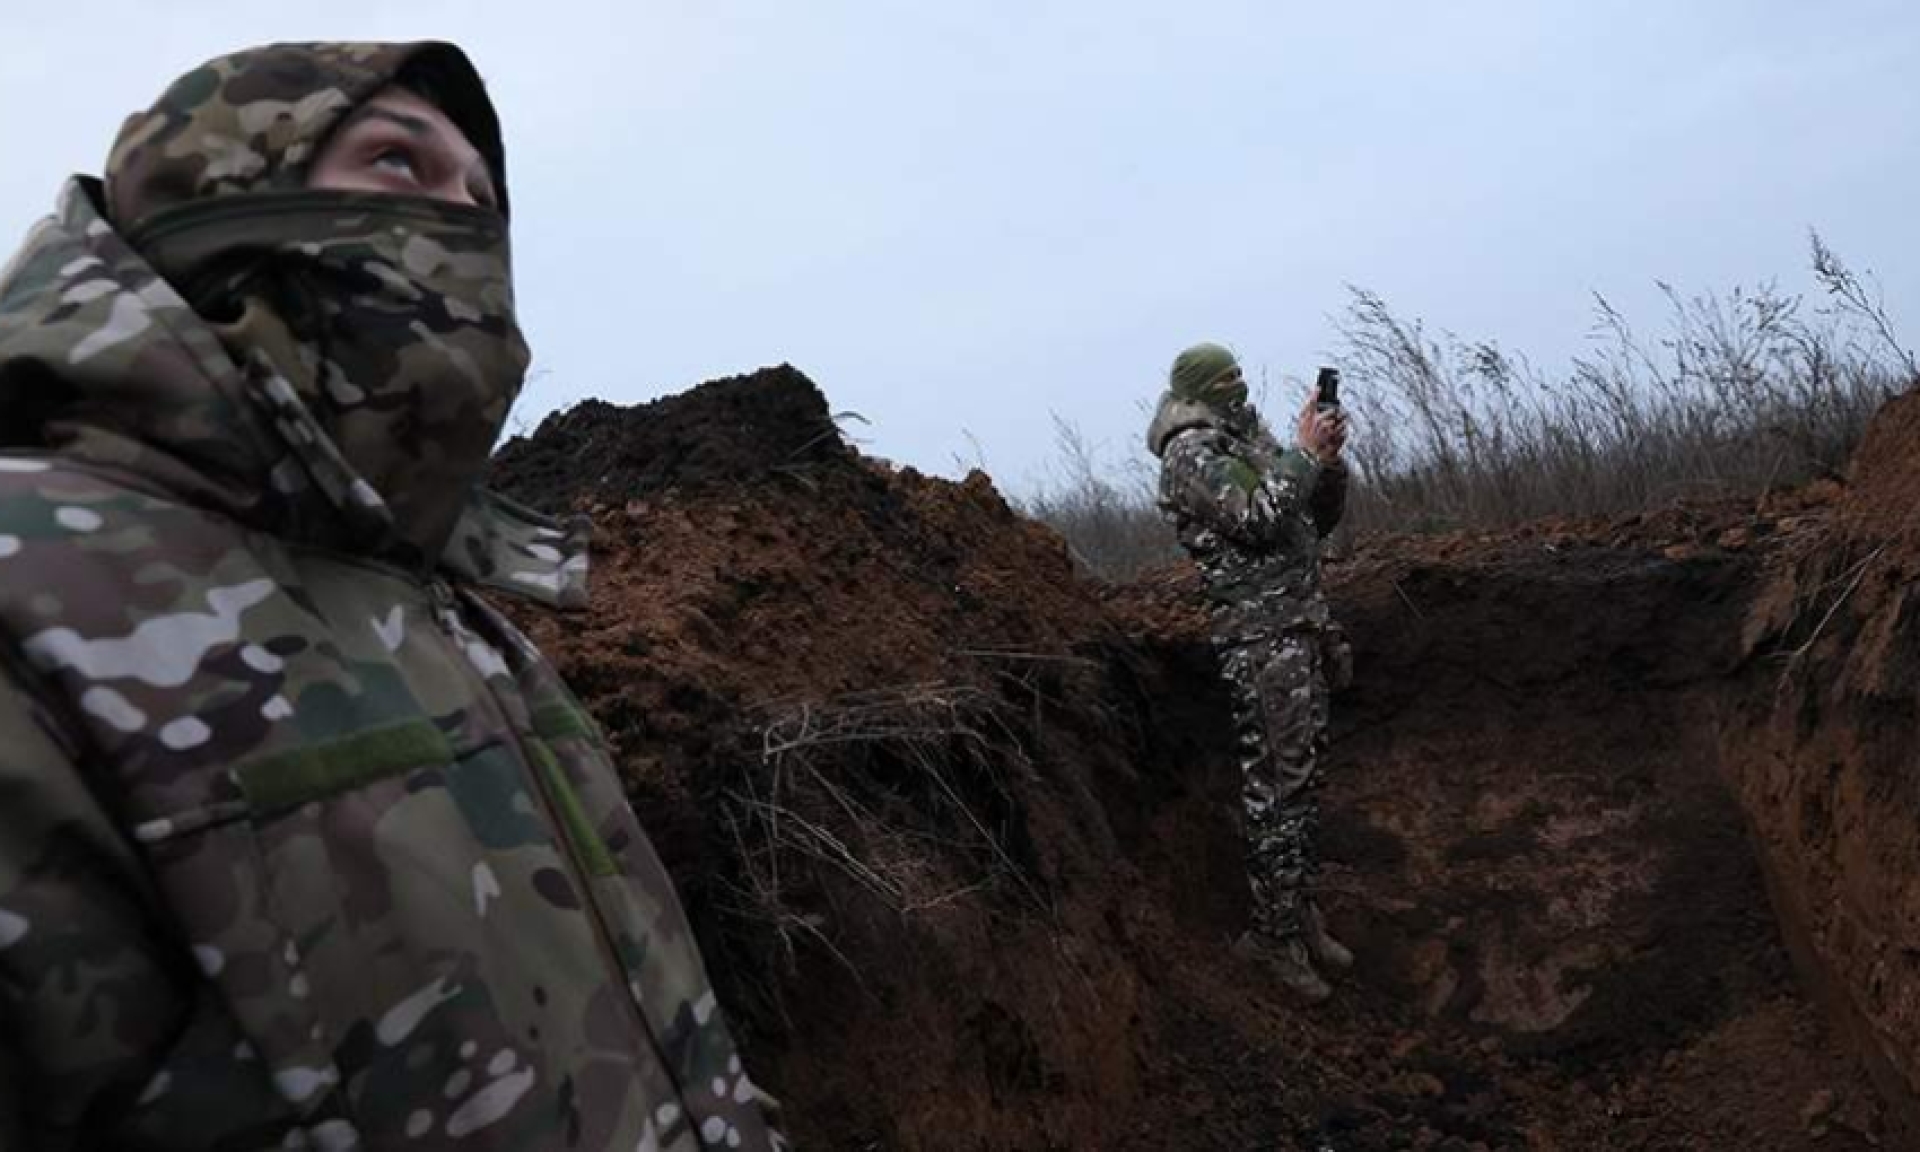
top-left (1196, 372), bottom-right (1249, 410)
top-left (130, 186), bottom-right (529, 562)
top-left (93, 41), bottom-right (519, 563)
top-left (1170, 341), bottom-right (1249, 410)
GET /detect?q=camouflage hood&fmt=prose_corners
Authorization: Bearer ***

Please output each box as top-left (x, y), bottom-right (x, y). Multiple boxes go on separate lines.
top-left (1147, 390), bottom-right (1230, 457)
top-left (0, 42), bottom-right (586, 606)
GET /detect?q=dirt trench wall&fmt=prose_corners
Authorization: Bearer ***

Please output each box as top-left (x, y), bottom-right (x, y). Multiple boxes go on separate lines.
top-left (489, 367), bottom-right (1903, 1148)
top-left (1110, 526), bottom-right (1892, 1150)
top-left (1326, 545), bottom-right (1767, 1049)
top-left (493, 368), bottom-right (1175, 1149)
top-left (1726, 390), bottom-right (1920, 1143)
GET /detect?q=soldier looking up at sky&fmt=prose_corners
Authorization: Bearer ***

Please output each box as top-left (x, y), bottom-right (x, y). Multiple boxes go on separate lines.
top-left (0, 41), bottom-right (786, 1150)
top-left (1148, 342), bottom-right (1354, 1002)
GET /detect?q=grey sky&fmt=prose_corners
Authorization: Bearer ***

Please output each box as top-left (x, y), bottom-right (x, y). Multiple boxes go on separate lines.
top-left (4, 1), bottom-right (1916, 493)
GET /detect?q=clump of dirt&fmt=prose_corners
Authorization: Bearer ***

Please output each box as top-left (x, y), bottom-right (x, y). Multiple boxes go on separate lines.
top-left (489, 366), bottom-right (1897, 1150)
top-left (492, 364), bottom-right (855, 510)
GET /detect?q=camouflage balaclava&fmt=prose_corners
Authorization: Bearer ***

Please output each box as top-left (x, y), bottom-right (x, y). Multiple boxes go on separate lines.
top-left (103, 42), bottom-right (527, 565)
top-left (1169, 341), bottom-right (1248, 409)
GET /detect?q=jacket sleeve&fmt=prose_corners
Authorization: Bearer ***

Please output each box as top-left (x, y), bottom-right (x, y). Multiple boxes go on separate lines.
top-left (1159, 428), bottom-right (1325, 548)
top-left (0, 668), bottom-right (183, 1144)
top-left (1310, 458), bottom-right (1349, 537)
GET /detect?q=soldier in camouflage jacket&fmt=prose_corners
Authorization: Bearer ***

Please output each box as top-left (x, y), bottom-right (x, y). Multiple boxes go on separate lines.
top-left (0, 41), bottom-right (787, 1150)
top-left (1147, 342), bottom-right (1354, 1002)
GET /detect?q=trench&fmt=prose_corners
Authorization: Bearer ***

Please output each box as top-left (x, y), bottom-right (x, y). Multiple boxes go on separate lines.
top-left (489, 369), bottom-right (1911, 1150)
top-left (1107, 539), bottom-right (1896, 1150)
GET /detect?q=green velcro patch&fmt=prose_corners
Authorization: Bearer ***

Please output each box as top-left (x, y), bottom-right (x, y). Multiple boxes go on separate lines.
top-left (235, 720), bottom-right (453, 814)
top-left (1224, 459), bottom-right (1262, 494)
top-left (526, 738), bottom-right (619, 878)
top-left (530, 699), bottom-right (602, 745)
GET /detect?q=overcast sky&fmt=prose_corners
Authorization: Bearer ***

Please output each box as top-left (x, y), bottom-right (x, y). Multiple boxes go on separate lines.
top-left (4, 1), bottom-right (1916, 493)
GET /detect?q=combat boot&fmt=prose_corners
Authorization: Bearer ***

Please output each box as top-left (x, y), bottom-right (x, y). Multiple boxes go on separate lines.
top-left (1233, 931), bottom-right (1331, 1003)
top-left (1303, 900), bottom-right (1353, 973)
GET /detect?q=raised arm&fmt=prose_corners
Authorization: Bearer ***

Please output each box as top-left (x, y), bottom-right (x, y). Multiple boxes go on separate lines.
top-left (1310, 457), bottom-right (1349, 537)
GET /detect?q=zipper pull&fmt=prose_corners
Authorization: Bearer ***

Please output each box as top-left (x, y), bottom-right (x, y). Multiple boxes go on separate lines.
top-left (426, 579), bottom-right (463, 631)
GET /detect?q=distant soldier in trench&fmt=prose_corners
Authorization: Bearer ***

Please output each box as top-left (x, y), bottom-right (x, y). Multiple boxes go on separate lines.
top-left (1147, 343), bottom-right (1354, 1001)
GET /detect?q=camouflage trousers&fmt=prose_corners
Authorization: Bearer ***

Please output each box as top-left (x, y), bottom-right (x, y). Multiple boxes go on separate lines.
top-left (1214, 627), bottom-right (1336, 942)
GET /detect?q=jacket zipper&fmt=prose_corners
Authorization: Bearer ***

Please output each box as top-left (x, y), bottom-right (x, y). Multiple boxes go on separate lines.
top-left (420, 579), bottom-right (675, 1073)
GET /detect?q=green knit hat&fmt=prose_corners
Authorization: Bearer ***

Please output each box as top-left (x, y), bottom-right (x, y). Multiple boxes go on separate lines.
top-left (1169, 342), bottom-right (1241, 401)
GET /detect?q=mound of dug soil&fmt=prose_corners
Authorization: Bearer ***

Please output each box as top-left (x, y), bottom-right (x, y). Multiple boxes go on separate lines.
top-left (488, 366), bottom-right (1898, 1150)
top-left (495, 367), bottom-right (1148, 1150)
top-left (493, 365), bottom-right (858, 508)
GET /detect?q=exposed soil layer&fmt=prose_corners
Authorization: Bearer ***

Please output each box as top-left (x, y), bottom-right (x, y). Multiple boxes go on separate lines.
top-left (489, 367), bottom-right (1898, 1150)
top-left (1726, 387), bottom-right (1920, 1145)
top-left (1111, 503), bottom-right (1880, 1151)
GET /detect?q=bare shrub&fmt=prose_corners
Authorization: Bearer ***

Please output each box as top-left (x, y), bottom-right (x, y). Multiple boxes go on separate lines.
top-left (716, 684), bottom-right (1044, 987)
top-left (1017, 414), bottom-right (1179, 582)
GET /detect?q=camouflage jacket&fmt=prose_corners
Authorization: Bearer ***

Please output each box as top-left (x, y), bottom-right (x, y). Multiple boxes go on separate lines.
top-left (1148, 394), bottom-right (1347, 639)
top-left (0, 184), bottom-right (786, 1152)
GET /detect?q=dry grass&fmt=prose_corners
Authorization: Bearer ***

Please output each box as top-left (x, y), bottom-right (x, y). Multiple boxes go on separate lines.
top-left (1018, 415), bottom-right (1184, 581)
top-left (1024, 235), bottom-right (1913, 580)
top-left (717, 683), bottom-right (1044, 986)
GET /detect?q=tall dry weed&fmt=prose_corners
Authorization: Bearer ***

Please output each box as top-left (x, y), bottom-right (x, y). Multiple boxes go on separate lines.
top-left (1025, 235), bottom-right (1912, 578)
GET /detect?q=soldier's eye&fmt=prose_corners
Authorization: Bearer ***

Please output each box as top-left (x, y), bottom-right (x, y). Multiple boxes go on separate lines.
top-left (370, 146), bottom-right (422, 182)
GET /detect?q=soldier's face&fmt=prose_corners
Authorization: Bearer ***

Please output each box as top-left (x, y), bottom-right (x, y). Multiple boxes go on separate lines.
top-left (308, 88), bottom-right (499, 211)
top-left (1204, 366), bottom-right (1249, 409)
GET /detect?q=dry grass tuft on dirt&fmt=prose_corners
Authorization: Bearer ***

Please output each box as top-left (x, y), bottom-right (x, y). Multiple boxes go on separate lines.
top-left (719, 683), bottom-right (1046, 977)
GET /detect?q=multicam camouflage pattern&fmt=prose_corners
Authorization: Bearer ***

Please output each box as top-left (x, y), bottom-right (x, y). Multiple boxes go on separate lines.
top-left (105, 42), bottom-right (507, 230)
top-left (1148, 391), bottom-right (1349, 942)
top-left (134, 187), bottom-right (535, 566)
top-left (0, 41), bottom-right (784, 1151)
top-left (106, 41), bottom-right (523, 568)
